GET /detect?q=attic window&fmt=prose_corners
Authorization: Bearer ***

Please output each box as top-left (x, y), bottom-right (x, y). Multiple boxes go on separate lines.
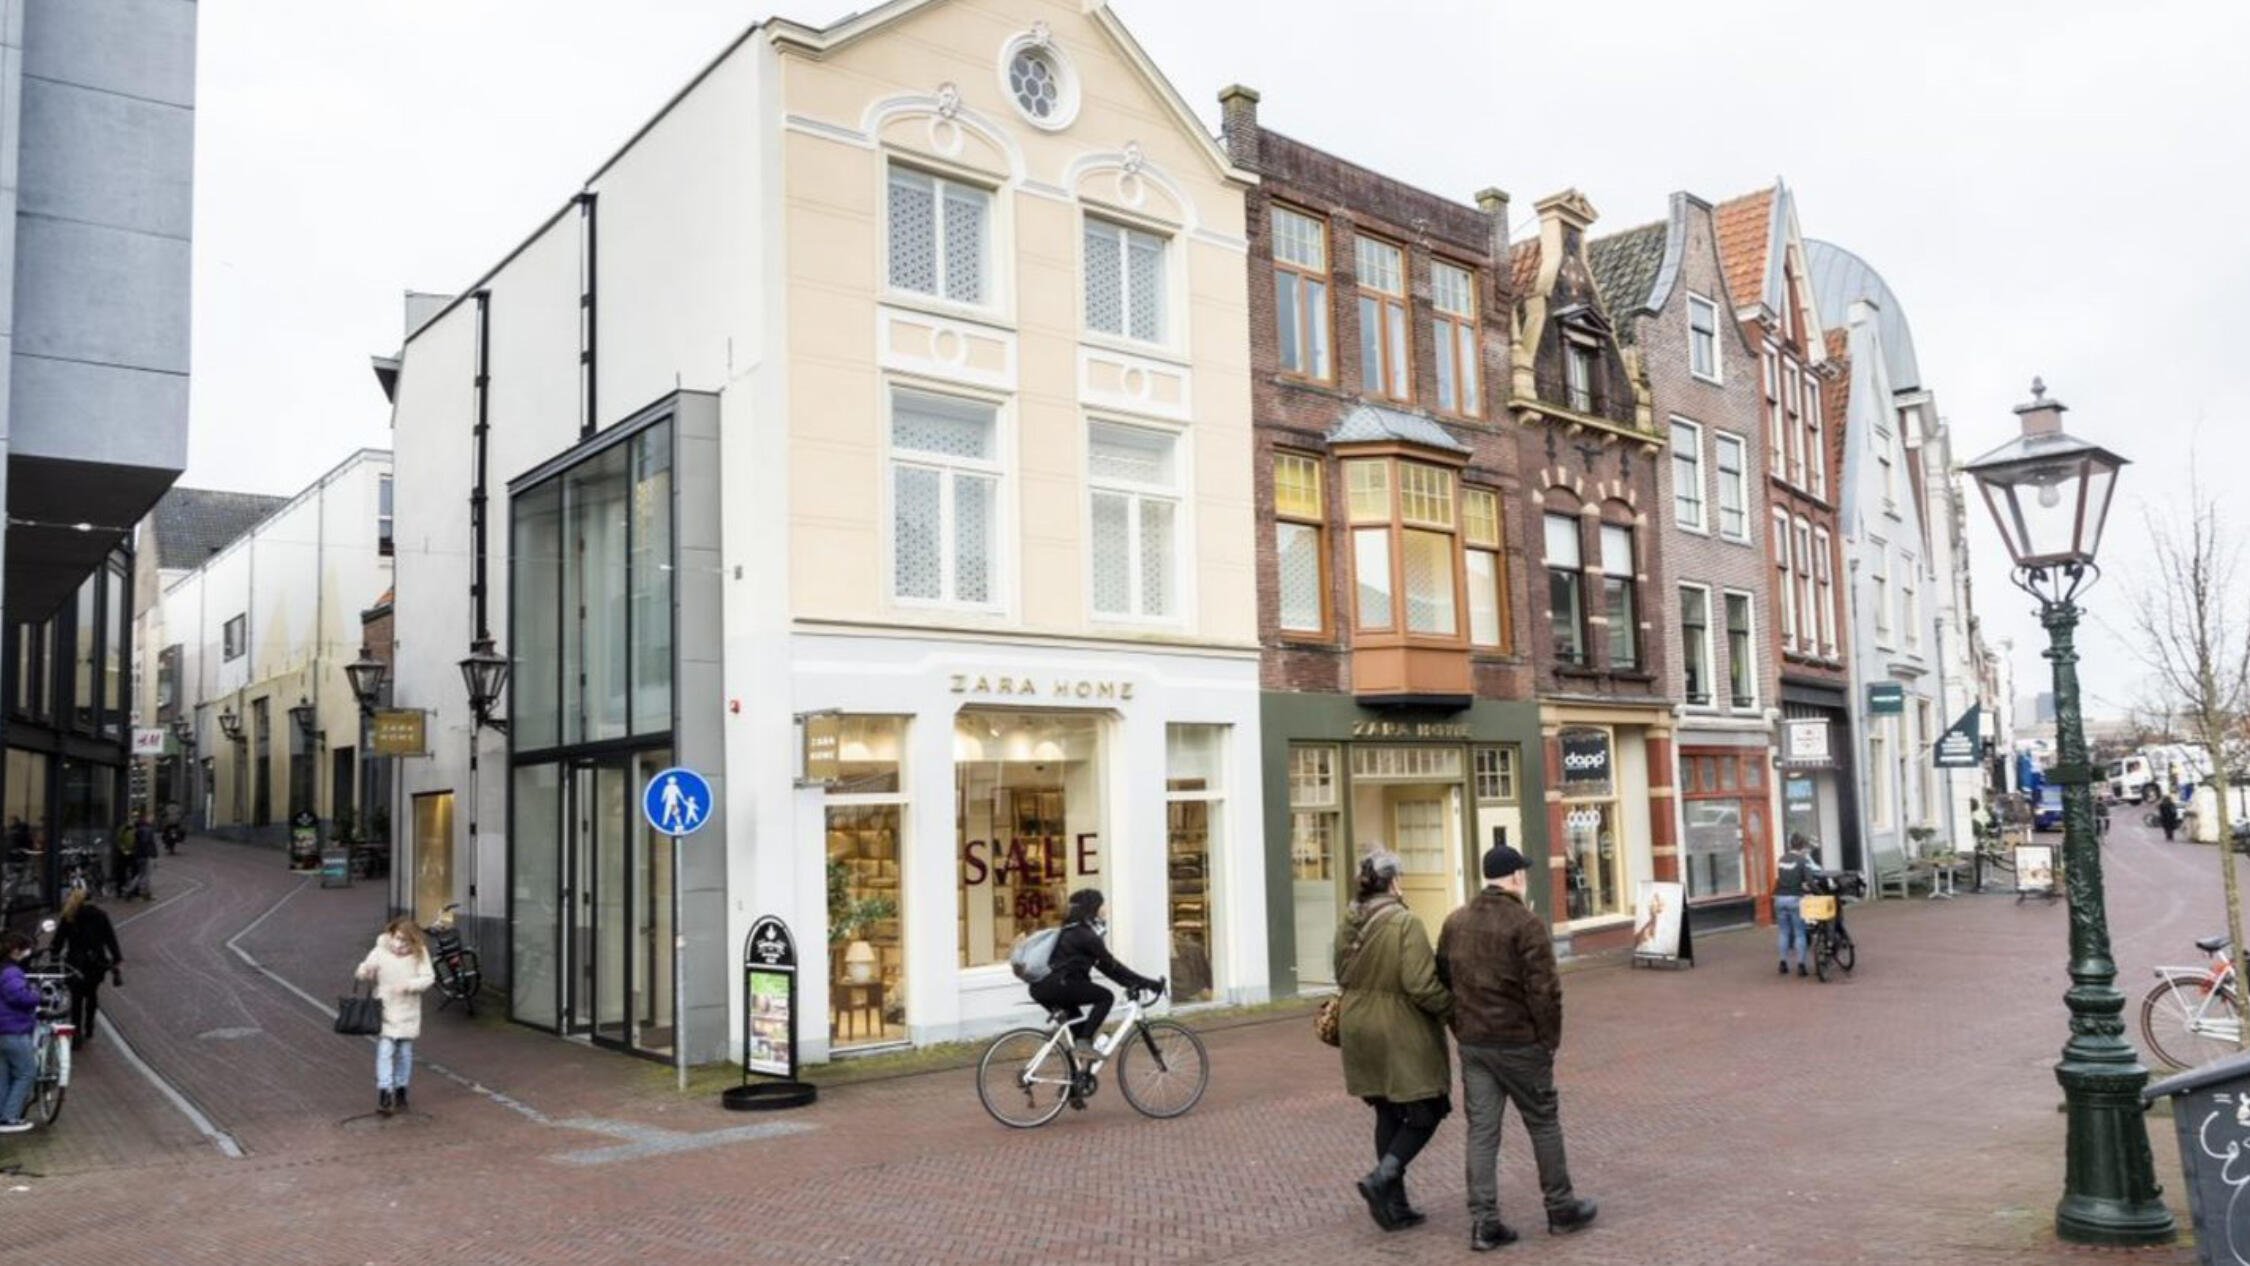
top-left (1563, 334), bottom-right (1602, 414)
top-left (999, 30), bottom-right (1078, 131)
top-left (1008, 48), bottom-right (1059, 119)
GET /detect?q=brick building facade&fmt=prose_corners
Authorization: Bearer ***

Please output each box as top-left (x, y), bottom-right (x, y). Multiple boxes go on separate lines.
top-left (1507, 190), bottom-right (1677, 957)
top-left (1219, 86), bottom-right (1546, 994)
top-left (1715, 182), bottom-right (1861, 873)
top-left (1592, 191), bottom-right (1781, 929)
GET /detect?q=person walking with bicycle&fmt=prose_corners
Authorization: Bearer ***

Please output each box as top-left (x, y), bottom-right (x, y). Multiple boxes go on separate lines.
top-left (0, 931), bottom-right (41, 1133)
top-left (1026, 889), bottom-right (1159, 1062)
top-left (1437, 844), bottom-right (1598, 1250)
top-left (1335, 847), bottom-right (1453, 1233)
top-left (1774, 834), bottom-right (1821, 978)
top-left (355, 917), bottom-right (435, 1116)
top-left (51, 889), bottom-right (121, 1048)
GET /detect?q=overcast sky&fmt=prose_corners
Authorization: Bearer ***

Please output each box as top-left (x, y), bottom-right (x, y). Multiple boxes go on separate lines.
top-left (189, 0), bottom-right (2250, 718)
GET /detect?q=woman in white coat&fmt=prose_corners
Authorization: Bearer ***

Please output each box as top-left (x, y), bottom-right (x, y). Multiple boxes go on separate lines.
top-left (355, 917), bottom-right (436, 1116)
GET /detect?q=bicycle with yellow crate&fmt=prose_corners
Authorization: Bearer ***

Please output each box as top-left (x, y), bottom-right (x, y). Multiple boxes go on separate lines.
top-left (1800, 870), bottom-right (1864, 983)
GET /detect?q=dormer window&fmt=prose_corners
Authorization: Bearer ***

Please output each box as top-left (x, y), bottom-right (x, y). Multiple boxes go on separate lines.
top-left (1564, 339), bottom-right (1599, 414)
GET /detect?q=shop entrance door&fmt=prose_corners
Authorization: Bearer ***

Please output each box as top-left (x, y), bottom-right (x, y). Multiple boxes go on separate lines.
top-left (563, 748), bottom-right (674, 1057)
top-left (1389, 787), bottom-right (1464, 934)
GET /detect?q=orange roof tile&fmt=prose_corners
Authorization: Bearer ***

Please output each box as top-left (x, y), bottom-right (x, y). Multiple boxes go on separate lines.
top-left (1713, 188), bottom-right (1774, 316)
top-left (1508, 240), bottom-right (1541, 300)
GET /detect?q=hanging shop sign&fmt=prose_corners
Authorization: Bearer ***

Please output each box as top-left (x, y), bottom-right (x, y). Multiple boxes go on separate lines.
top-left (1629, 880), bottom-right (1694, 969)
top-left (1781, 719), bottom-right (1832, 768)
top-left (1934, 706), bottom-right (1984, 769)
top-left (1557, 728), bottom-right (1614, 795)
top-left (131, 727), bottom-right (169, 757)
top-left (797, 711), bottom-right (842, 788)
top-left (723, 915), bottom-right (818, 1112)
top-left (1866, 683), bottom-right (1905, 716)
top-left (370, 709), bottom-right (429, 757)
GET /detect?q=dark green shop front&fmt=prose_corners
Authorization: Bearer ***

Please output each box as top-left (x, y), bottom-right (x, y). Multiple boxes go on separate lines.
top-left (1259, 693), bottom-right (1548, 998)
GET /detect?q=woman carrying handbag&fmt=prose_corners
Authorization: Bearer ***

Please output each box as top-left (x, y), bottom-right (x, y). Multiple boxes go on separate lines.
top-left (354, 918), bottom-right (435, 1116)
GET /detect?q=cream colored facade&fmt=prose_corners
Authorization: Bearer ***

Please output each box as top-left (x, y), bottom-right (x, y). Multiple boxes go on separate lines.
top-left (384, 0), bottom-right (1265, 1065)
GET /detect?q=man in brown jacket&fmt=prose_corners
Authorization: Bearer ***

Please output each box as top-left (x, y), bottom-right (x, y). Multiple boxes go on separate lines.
top-left (1436, 843), bottom-right (1597, 1251)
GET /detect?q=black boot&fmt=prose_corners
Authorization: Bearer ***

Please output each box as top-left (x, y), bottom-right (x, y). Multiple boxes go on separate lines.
top-left (1796, 962), bottom-right (1808, 977)
top-left (393, 1087), bottom-right (408, 1114)
top-left (1355, 1156), bottom-right (1402, 1230)
top-left (378, 1088), bottom-right (394, 1117)
top-left (1384, 1176), bottom-right (1426, 1230)
top-left (1471, 1219), bottom-right (1520, 1251)
top-left (1778, 960), bottom-right (1789, 975)
top-left (1548, 1198), bottom-right (1599, 1236)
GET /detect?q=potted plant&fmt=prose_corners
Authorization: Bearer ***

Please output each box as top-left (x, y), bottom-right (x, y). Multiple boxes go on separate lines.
top-left (827, 856), bottom-right (897, 984)
top-left (1909, 825), bottom-right (1955, 867)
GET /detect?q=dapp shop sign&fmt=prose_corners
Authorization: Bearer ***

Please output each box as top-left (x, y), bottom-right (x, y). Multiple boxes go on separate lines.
top-left (1557, 728), bottom-right (1614, 794)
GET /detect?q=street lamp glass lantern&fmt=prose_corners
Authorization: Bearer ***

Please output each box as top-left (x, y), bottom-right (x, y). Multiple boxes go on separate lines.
top-left (1963, 380), bottom-right (2126, 571)
top-left (344, 646), bottom-right (388, 709)
top-left (218, 707), bottom-right (242, 742)
top-left (168, 717), bottom-right (194, 747)
top-left (288, 696), bottom-right (319, 739)
top-left (459, 637), bottom-right (510, 725)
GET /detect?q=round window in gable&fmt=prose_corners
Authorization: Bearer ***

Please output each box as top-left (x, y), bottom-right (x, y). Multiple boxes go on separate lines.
top-left (997, 30), bottom-right (1078, 131)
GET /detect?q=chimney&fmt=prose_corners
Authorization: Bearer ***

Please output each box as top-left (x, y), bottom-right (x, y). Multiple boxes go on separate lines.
top-left (1218, 84), bottom-right (1260, 169)
top-left (1534, 190), bottom-right (1598, 273)
top-left (1475, 187), bottom-right (1511, 266)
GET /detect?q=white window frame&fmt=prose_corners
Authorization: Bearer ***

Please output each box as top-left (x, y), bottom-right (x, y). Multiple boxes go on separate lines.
top-left (1086, 418), bottom-right (1186, 624)
top-left (1902, 562), bottom-right (1921, 652)
top-left (1762, 346), bottom-right (1784, 474)
top-left (1871, 544), bottom-right (1893, 647)
top-left (1772, 508), bottom-right (1796, 652)
top-left (884, 385), bottom-right (1009, 614)
top-left (1722, 588), bottom-right (1758, 710)
top-left (1804, 372), bottom-right (1826, 501)
top-left (1714, 432), bottom-right (1750, 542)
top-left (885, 163), bottom-right (996, 313)
top-left (1793, 517), bottom-right (1817, 657)
top-left (1082, 214), bottom-right (1169, 347)
top-left (1812, 524), bottom-right (1837, 656)
top-left (1782, 358), bottom-right (1805, 488)
top-left (1687, 293), bottom-right (1722, 383)
top-left (1164, 723), bottom-right (1227, 1002)
top-left (1869, 719), bottom-right (1894, 830)
top-left (1670, 417), bottom-right (1707, 533)
top-left (1679, 582), bottom-right (1715, 709)
top-left (1431, 259), bottom-right (1482, 418)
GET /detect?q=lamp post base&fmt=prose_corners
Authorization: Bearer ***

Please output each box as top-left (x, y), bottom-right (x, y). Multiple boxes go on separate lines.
top-left (2052, 1034), bottom-right (2178, 1245)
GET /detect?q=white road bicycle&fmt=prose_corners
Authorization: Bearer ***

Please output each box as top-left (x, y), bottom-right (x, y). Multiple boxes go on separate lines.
top-left (976, 982), bottom-right (1209, 1128)
top-left (23, 964), bottom-right (75, 1126)
top-left (2141, 934), bottom-right (2242, 1072)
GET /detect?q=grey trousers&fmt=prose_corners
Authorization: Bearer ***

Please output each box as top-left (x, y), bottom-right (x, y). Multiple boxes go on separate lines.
top-left (1460, 1041), bottom-right (1575, 1220)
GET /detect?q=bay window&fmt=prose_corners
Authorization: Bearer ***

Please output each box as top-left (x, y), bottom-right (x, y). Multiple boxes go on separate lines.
top-left (1356, 235), bottom-right (1411, 401)
top-left (1272, 206), bottom-right (1332, 380)
top-left (1432, 260), bottom-right (1480, 416)
top-left (1398, 464), bottom-right (1456, 636)
top-left (890, 389), bottom-right (999, 608)
top-left (1547, 513), bottom-right (1585, 665)
top-left (1274, 452), bottom-right (1327, 635)
top-left (887, 165), bottom-right (989, 306)
top-left (1346, 457), bottom-right (1468, 639)
top-left (1084, 217), bottom-right (1165, 343)
top-left (1347, 460), bottom-right (1393, 631)
top-left (1088, 421), bottom-right (1180, 620)
top-left (1464, 488), bottom-right (1505, 649)
top-left (1601, 523), bottom-right (1638, 669)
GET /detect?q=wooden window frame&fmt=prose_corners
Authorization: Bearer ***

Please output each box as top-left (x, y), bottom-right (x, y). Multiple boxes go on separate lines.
top-left (1343, 453), bottom-right (1469, 646)
top-left (1723, 589), bottom-right (1758, 709)
top-left (1782, 355), bottom-right (1805, 488)
top-left (1714, 432), bottom-right (1749, 542)
top-left (1771, 507), bottom-right (1796, 652)
top-left (1671, 417), bottom-right (1706, 533)
top-left (1432, 259), bottom-right (1482, 418)
top-left (1273, 450), bottom-right (1331, 641)
top-left (1763, 346), bottom-right (1783, 475)
top-left (1355, 233), bottom-right (1413, 403)
top-left (1599, 519), bottom-right (1640, 671)
top-left (1546, 510), bottom-right (1587, 666)
top-left (1687, 292), bottom-right (1722, 383)
top-left (1804, 371), bottom-right (1826, 500)
top-left (1812, 525), bottom-right (1837, 656)
top-left (1680, 582), bottom-right (1714, 708)
top-left (1565, 336), bottom-right (1601, 414)
top-left (1792, 517), bottom-right (1817, 656)
top-left (1271, 204), bottom-right (1334, 383)
top-left (1463, 485), bottom-right (1509, 652)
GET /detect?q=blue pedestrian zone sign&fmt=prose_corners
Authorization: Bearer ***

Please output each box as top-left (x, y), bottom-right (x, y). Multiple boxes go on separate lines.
top-left (643, 766), bottom-right (713, 837)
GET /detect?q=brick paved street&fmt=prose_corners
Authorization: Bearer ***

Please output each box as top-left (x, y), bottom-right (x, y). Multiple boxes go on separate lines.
top-left (0, 823), bottom-right (2219, 1264)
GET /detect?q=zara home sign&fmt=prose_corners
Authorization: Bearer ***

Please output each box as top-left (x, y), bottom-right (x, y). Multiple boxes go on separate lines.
top-left (949, 673), bottom-right (1135, 702)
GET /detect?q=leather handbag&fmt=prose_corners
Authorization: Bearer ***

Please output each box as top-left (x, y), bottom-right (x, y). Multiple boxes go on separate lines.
top-left (334, 981), bottom-right (383, 1036)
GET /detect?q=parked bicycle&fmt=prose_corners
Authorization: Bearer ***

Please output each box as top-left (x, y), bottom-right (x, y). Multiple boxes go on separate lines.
top-left (1800, 871), bottom-right (1863, 983)
top-left (2141, 935), bottom-right (2241, 1071)
top-left (23, 920), bottom-right (77, 1126)
top-left (424, 904), bottom-right (483, 1016)
top-left (976, 981), bottom-right (1208, 1128)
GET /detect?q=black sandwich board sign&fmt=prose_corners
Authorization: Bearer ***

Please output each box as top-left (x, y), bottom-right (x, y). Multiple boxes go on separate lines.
top-left (723, 914), bottom-right (817, 1111)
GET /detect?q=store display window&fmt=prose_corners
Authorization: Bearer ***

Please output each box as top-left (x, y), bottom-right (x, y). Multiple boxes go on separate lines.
top-left (956, 711), bottom-right (1105, 969)
top-left (1165, 725), bottom-right (1226, 1003)
top-left (827, 717), bottom-right (907, 1049)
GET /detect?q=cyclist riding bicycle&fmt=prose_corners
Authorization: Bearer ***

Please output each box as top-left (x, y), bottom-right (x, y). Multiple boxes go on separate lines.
top-left (1029, 888), bottom-right (1161, 1060)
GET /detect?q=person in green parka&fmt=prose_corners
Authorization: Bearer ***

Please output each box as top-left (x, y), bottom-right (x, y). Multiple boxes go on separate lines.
top-left (1334, 846), bottom-right (1453, 1232)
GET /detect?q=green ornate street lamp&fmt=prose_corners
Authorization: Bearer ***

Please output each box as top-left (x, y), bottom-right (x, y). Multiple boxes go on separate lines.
top-left (1964, 379), bottom-right (2175, 1246)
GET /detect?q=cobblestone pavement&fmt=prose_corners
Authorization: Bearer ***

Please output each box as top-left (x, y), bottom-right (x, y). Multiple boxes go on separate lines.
top-left (0, 823), bottom-right (2220, 1264)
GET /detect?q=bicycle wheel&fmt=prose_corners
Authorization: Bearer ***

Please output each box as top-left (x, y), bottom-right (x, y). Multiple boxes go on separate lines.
top-left (1811, 927), bottom-right (1832, 982)
top-left (1833, 927), bottom-right (1856, 974)
top-left (977, 1028), bottom-right (1075, 1129)
top-left (1116, 1019), bottom-right (1209, 1119)
top-left (2141, 975), bottom-right (2240, 1071)
top-left (34, 1037), bottom-right (65, 1125)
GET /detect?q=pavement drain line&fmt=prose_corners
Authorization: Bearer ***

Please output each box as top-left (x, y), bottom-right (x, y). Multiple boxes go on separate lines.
top-left (106, 879), bottom-right (208, 929)
top-left (93, 1012), bottom-right (246, 1159)
top-left (215, 876), bottom-right (772, 1156)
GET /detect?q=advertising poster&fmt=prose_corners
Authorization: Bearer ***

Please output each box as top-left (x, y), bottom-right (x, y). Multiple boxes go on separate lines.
top-left (1631, 880), bottom-right (1691, 965)
top-left (2016, 844), bottom-right (2056, 894)
top-left (289, 809), bottom-right (320, 871)
top-left (747, 969), bottom-right (793, 1078)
